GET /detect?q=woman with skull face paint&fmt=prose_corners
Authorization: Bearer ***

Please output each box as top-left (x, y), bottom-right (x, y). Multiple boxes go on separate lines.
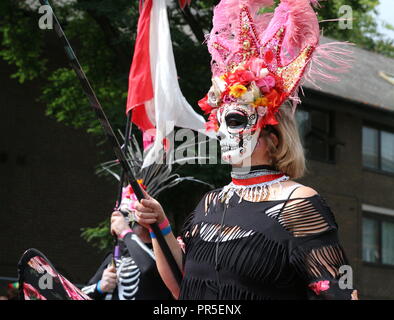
top-left (135, 0), bottom-right (358, 300)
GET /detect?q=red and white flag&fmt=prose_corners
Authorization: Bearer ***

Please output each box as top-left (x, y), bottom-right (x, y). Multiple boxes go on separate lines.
top-left (126, 0), bottom-right (211, 167)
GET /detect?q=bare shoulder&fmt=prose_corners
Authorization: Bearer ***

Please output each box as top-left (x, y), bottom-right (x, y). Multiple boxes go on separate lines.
top-left (291, 185), bottom-right (319, 199)
top-left (267, 181), bottom-right (318, 201)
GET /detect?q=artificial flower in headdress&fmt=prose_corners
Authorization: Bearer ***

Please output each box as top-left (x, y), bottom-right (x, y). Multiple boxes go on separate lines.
top-left (199, 0), bottom-right (351, 164)
top-left (119, 179), bottom-right (147, 220)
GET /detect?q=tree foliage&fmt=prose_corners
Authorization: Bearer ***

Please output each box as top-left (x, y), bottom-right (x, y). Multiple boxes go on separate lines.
top-left (316, 0), bottom-right (394, 55)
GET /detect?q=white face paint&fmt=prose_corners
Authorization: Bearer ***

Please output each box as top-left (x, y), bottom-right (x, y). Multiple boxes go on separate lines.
top-left (217, 103), bottom-right (262, 165)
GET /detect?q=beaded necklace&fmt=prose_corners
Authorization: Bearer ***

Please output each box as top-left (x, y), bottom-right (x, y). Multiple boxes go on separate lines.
top-left (219, 165), bottom-right (289, 204)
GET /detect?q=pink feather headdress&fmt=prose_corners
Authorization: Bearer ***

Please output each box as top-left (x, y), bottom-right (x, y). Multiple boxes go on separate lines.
top-left (199, 0), bottom-right (352, 131)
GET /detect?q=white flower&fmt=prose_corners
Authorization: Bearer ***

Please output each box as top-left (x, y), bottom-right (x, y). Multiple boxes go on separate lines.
top-left (259, 68), bottom-right (269, 78)
top-left (212, 76), bottom-right (227, 93)
top-left (237, 90), bottom-right (255, 104)
top-left (249, 81), bottom-right (261, 99)
top-left (257, 106), bottom-right (267, 117)
top-left (208, 87), bottom-right (220, 107)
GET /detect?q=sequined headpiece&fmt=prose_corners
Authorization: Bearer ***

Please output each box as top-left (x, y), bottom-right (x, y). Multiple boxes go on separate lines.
top-left (199, 0), bottom-right (350, 131)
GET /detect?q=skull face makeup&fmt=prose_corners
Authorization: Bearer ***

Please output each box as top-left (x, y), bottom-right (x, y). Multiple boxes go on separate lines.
top-left (217, 103), bottom-right (262, 164)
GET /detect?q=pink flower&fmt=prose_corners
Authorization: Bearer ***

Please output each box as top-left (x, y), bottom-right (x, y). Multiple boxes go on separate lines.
top-left (308, 280), bottom-right (330, 295)
top-left (256, 75), bottom-right (276, 93)
top-left (120, 185), bottom-right (139, 212)
top-left (224, 68), bottom-right (256, 86)
top-left (238, 70), bottom-right (256, 84)
top-left (222, 94), bottom-right (236, 104)
top-left (122, 185), bottom-right (134, 199)
top-left (247, 58), bottom-right (266, 75)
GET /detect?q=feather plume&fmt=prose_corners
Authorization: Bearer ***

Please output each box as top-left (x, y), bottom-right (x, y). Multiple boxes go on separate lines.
top-left (304, 41), bottom-right (354, 88)
top-left (97, 132), bottom-right (213, 199)
top-left (262, 0), bottom-right (320, 64)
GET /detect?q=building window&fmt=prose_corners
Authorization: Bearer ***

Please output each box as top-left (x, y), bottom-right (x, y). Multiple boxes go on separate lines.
top-left (362, 213), bottom-right (394, 266)
top-left (362, 126), bottom-right (394, 174)
top-left (382, 131), bottom-right (394, 173)
top-left (296, 108), bottom-right (335, 162)
top-left (362, 217), bottom-right (380, 263)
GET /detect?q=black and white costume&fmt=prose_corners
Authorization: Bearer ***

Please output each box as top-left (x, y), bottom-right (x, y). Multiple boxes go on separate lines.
top-left (82, 232), bottom-right (173, 300)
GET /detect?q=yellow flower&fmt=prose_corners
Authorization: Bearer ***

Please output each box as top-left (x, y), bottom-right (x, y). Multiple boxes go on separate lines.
top-left (137, 179), bottom-right (144, 185)
top-left (253, 97), bottom-right (268, 108)
top-left (229, 84), bottom-right (247, 98)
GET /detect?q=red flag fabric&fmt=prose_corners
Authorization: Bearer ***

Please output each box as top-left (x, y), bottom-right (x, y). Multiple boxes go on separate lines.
top-left (126, 0), bottom-right (154, 131)
top-left (126, 0), bottom-right (211, 167)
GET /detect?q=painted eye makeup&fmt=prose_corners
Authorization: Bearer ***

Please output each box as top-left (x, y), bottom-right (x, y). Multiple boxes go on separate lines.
top-left (225, 111), bottom-right (248, 129)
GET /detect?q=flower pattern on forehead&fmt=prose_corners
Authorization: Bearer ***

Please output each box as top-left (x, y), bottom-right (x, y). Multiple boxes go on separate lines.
top-left (199, 0), bottom-right (322, 132)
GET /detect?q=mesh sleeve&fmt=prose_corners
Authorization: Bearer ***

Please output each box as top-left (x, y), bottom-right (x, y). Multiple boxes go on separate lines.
top-left (283, 195), bottom-right (358, 300)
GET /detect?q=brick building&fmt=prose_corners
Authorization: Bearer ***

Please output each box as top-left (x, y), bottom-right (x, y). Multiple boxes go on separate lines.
top-left (296, 38), bottom-right (394, 299)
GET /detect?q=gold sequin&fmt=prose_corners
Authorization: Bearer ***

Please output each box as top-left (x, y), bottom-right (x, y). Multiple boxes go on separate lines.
top-left (243, 40), bottom-right (251, 49)
top-left (277, 45), bottom-right (314, 92)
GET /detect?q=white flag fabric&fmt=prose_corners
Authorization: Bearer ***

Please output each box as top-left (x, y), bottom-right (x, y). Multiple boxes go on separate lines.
top-left (142, 0), bottom-right (214, 168)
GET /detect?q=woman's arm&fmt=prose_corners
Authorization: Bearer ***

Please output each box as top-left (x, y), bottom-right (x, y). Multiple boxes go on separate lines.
top-left (134, 193), bottom-right (184, 299)
top-left (151, 232), bottom-right (184, 299)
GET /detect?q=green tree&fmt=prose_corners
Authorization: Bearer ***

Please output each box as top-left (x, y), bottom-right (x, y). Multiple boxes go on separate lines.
top-left (316, 0), bottom-right (394, 56)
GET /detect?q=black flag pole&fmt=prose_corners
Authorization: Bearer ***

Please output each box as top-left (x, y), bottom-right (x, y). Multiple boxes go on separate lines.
top-left (39, 0), bottom-right (183, 287)
top-left (115, 111), bottom-right (133, 209)
top-left (110, 111), bottom-right (131, 300)
top-left (112, 111), bottom-right (131, 272)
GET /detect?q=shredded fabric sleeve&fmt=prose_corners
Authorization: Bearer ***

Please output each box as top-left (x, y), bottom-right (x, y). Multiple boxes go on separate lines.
top-left (181, 190), bottom-right (219, 246)
top-left (180, 209), bottom-right (196, 267)
top-left (181, 211), bottom-right (195, 243)
top-left (284, 195), bottom-right (358, 300)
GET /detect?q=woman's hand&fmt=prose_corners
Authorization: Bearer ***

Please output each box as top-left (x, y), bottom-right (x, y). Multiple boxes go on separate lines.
top-left (134, 192), bottom-right (166, 229)
top-left (110, 211), bottom-right (130, 237)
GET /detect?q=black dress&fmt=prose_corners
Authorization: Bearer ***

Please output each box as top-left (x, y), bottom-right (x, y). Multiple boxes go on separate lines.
top-left (179, 186), bottom-right (355, 300)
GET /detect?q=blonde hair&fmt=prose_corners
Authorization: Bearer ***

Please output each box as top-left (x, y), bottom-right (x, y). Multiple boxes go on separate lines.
top-left (261, 103), bottom-right (306, 179)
